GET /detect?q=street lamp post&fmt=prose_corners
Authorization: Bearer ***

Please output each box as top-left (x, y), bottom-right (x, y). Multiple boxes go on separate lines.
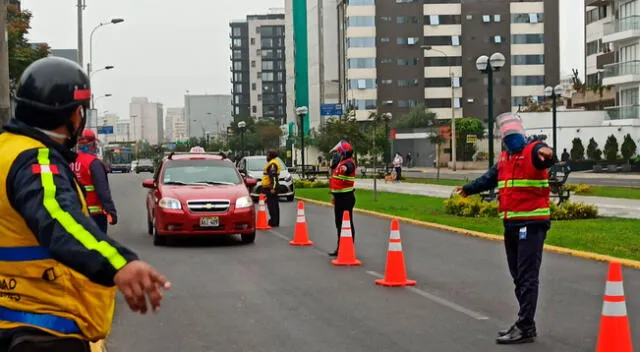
top-left (238, 121), bottom-right (247, 158)
top-left (88, 18), bottom-right (124, 77)
top-left (296, 106), bottom-right (308, 179)
top-left (422, 45), bottom-right (457, 171)
top-left (475, 52), bottom-right (506, 170)
top-left (544, 84), bottom-right (563, 153)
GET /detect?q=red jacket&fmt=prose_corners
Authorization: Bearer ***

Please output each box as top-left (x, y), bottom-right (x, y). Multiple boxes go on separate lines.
top-left (497, 141), bottom-right (550, 221)
top-left (71, 152), bottom-right (103, 215)
top-left (329, 158), bottom-right (356, 193)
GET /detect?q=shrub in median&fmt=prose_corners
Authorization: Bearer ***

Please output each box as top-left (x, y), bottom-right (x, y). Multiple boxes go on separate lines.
top-left (294, 179), bottom-right (329, 189)
top-left (444, 195), bottom-right (598, 220)
top-left (564, 183), bottom-right (593, 194)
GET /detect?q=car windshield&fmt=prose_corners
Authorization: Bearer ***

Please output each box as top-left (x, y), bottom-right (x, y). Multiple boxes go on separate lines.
top-left (139, 159), bottom-right (153, 166)
top-left (161, 160), bottom-right (241, 185)
top-left (246, 157), bottom-right (286, 171)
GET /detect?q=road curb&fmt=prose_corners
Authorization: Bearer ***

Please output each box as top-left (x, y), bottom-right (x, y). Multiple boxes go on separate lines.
top-left (295, 196), bottom-right (640, 270)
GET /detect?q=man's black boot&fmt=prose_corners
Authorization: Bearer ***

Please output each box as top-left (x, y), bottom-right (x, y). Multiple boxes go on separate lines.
top-left (328, 249), bottom-right (338, 257)
top-left (498, 324), bottom-right (537, 337)
top-left (496, 325), bottom-right (536, 344)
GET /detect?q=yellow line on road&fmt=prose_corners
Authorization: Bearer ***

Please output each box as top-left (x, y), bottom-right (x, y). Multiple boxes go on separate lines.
top-left (296, 196), bottom-right (640, 270)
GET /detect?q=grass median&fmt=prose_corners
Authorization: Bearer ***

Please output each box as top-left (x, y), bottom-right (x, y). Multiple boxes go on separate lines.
top-left (296, 188), bottom-right (640, 261)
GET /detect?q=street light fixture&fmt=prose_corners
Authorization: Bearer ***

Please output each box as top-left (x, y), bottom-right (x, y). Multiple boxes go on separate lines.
top-left (88, 18), bottom-right (124, 77)
top-left (422, 45), bottom-right (458, 171)
top-left (295, 106), bottom-right (308, 179)
top-left (544, 84), bottom-right (563, 153)
top-left (238, 121), bottom-right (247, 158)
top-left (475, 52), bottom-right (506, 171)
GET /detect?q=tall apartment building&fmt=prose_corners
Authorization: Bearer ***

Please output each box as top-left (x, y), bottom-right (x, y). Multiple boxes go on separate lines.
top-left (596, 0), bottom-right (640, 119)
top-left (184, 94), bottom-right (232, 139)
top-left (230, 13), bottom-right (287, 125)
top-left (129, 97), bottom-right (164, 145)
top-left (165, 107), bottom-right (184, 142)
top-left (339, 0), bottom-right (559, 122)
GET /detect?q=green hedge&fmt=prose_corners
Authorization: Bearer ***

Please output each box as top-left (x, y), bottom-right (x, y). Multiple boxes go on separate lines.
top-left (294, 180), bottom-right (329, 189)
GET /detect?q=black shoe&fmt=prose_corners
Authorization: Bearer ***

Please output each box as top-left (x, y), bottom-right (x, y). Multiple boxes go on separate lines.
top-left (498, 324), bottom-right (537, 337)
top-left (328, 249), bottom-right (338, 257)
top-left (495, 325), bottom-right (536, 344)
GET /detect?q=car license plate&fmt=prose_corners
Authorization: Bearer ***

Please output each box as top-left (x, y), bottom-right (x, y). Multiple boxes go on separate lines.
top-left (200, 217), bottom-right (219, 227)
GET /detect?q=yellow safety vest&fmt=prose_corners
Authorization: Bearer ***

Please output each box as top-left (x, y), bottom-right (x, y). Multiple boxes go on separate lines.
top-left (0, 132), bottom-right (116, 341)
top-left (262, 159), bottom-right (281, 187)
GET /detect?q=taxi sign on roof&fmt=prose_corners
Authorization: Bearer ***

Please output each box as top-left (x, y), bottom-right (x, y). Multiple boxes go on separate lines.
top-left (189, 146), bottom-right (205, 153)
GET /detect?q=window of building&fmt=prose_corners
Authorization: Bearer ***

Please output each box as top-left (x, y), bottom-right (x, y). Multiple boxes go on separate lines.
top-left (397, 58), bottom-right (420, 66)
top-left (257, 94), bottom-right (262, 101)
top-left (349, 79), bottom-right (376, 89)
top-left (256, 49), bottom-right (261, 56)
top-left (251, 60), bottom-right (256, 68)
top-left (452, 77), bottom-right (461, 87)
top-left (586, 7), bottom-right (607, 24)
top-left (232, 27), bottom-right (242, 36)
top-left (262, 72), bottom-right (275, 81)
top-left (260, 26), bottom-right (274, 36)
top-left (381, 16), bottom-right (392, 22)
top-left (257, 71), bottom-right (262, 79)
top-left (424, 56), bottom-right (463, 66)
top-left (234, 72), bottom-right (243, 81)
top-left (233, 50), bottom-right (243, 59)
top-left (397, 79), bottom-right (419, 87)
top-left (353, 100), bottom-right (377, 110)
top-left (511, 55), bottom-right (544, 65)
top-left (511, 75), bottom-right (545, 86)
top-left (262, 60), bottom-right (274, 70)
top-left (255, 26), bottom-right (260, 33)
top-left (349, 0), bottom-right (375, 4)
top-left (380, 79), bottom-right (393, 85)
top-left (451, 35), bottom-right (460, 46)
top-left (454, 98), bottom-right (462, 108)
top-left (232, 39), bottom-right (243, 47)
top-left (512, 96), bottom-right (543, 106)
top-left (424, 35), bottom-right (460, 46)
top-left (347, 37), bottom-right (376, 48)
top-left (482, 15), bottom-right (491, 23)
top-left (397, 37), bottom-right (420, 45)
top-left (493, 35), bottom-right (502, 44)
top-left (380, 57), bottom-right (393, 64)
top-left (250, 38), bottom-right (255, 45)
top-left (381, 37), bottom-right (391, 43)
top-left (233, 61), bottom-right (243, 70)
top-left (511, 34), bottom-right (545, 44)
top-left (261, 49), bottom-right (273, 58)
top-left (348, 16), bottom-right (375, 27)
top-left (347, 58), bottom-right (376, 68)
top-left (425, 98), bottom-right (451, 108)
top-left (395, 0), bottom-right (415, 3)
top-left (428, 15), bottom-right (439, 25)
top-left (493, 14), bottom-right (501, 22)
top-left (425, 77), bottom-right (453, 87)
top-left (261, 38), bottom-right (273, 47)
top-left (234, 84), bottom-right (243, 93)
top-left (252, 83), bottom-right (256, 90)
top-left (397, 16), bottom-right (418, 24)
top-left (511, 13), bottom-right (544, 23)
top-left (252, 106), bottom-right (257, 113)
top-left (381, 100), bottom-right (394, 106)
top-left (397, 100), bottom-right (420, 108)
top-left (619, 87), bottom-right (639, 106)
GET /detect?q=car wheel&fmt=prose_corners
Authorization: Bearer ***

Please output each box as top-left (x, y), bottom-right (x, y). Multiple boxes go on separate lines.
top-left (241, 232), bottom-right (256, 244)
top-left (147, 214), bottom-right (153, 235)
top-left (152, 216), bottom-right (166, 246)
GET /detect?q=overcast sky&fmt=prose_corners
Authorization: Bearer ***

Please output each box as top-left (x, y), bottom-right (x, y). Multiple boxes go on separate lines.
top-left (22, 0), bottom-right (584, 120)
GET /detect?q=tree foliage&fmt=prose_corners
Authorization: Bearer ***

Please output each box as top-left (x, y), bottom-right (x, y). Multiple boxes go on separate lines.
top-left (586, 137), bottom-right (602, 161)
top-left (226, 117), bottom-right (281, 154)
top-left (570, 137), bottom-right (585, 161)
top-left (314, 115), bottom-right (366, 156)
top-left (621, 133), bottom-right (637, 161)
top-left (391, 104), bottom-right (436, 129)
top-left (454, 118), bottom-right (485, 161)
top-left (603, 134), bottom-right (619, 161)
top-left (6, 4), bottom-right (50, 92)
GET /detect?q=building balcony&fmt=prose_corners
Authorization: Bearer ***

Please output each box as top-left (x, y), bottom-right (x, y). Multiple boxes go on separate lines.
top-left (596, 51), bottom-right (615, 69)
top-left (602, 60), bottom-right (640, 86)
top-left (604, 105), bottom-right (640, 120)
top-left (586, 0), bottom-right (611, 5)
top-left (602, 16), bottom-right (640, 43)
top-left (571, 89), bottom-right (615, 108)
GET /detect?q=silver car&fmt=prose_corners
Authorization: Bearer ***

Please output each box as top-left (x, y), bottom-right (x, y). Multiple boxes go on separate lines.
top-left (237, 156), bottom-right (294, 202)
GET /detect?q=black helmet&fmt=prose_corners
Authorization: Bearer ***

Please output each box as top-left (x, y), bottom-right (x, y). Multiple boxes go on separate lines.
top-left (14, 56), bottom-right (90, 131)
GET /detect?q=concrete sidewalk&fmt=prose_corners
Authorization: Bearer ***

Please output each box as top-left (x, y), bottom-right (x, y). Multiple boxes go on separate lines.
top-left (354, 179), bottom-right (640, 219)
top-left (404, 167), bottom-right (640, 180)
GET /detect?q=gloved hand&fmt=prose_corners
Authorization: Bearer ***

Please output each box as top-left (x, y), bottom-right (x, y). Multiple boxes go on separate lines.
top-left (105, 212), bottom-right (117, 225)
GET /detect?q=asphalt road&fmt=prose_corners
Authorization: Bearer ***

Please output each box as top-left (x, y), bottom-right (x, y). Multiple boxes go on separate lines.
top-left (404, 170), bottom-right (639, 187)
top-left (105, 173), bottom-right (640, 351)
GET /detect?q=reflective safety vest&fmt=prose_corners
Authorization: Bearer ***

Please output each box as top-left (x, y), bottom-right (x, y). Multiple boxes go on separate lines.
top-left (329, 158), bottom-right (356, 193)
top-left (71, 152), bottom-right (103, 215)
top-left (497, 141), bottom-right (551, 221)
top-left (0, 132), bottom-right (116, 341)
top-left (262, 159), bottom-right (281, 188)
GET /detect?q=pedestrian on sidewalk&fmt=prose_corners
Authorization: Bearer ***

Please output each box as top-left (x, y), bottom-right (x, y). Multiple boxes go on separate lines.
top-left (393, 152), bottom-right (403, 182)
top-left (328, 140), bottom-right (357, 257)
top-left (0, 57), bottom-right (170, 351)
top-left (455, 112), bottom-right (555, 345)
top-left (406, 152), bottom-right (413, 168)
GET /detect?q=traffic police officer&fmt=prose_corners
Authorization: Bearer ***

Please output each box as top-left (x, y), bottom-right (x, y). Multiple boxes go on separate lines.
top-left (328, 140), bottom-right (357, 257)
top-left (0, 57), bottom-right (170, 351)
top-left (262, 150), bottom-right (281, 227)
top-left (456, 112), bottom-right (555, 344)
top-left (72, 129), bottom-right (118, 233)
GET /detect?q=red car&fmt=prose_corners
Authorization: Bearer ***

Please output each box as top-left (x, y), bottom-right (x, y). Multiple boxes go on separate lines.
top-left (142, 151), bottom-right (258, 246)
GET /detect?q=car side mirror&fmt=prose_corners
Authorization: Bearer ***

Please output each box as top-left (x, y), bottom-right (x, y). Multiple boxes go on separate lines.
top-left (244, 178), bottom-right (257, 187)
top-left (142, 179), bottom-right (155, 189)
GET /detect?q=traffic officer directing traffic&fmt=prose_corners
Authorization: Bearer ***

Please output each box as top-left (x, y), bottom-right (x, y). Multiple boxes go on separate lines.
top-left (0, 57), bottom-right (170, 351)
top-left (72, 129), bottom-right (118, 233)
top-left (263, 150), bottom-right (281, 227)
top-left (328, 140), bottom-right (357, 257)
top-left (456, 112), bottom-right (555, 344)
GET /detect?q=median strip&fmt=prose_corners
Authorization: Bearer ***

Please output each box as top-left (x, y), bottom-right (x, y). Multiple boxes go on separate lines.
top-left (295, 195), bottom-right (640, 270)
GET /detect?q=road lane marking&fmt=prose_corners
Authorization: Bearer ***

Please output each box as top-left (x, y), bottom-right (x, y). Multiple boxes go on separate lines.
top-left (365, 270), bottom-right (490, 321)
top-left (265, 229), bottom-right (491, 322)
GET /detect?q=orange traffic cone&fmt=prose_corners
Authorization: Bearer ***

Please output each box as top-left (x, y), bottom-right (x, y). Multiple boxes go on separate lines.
top-left (596, 262), bottom-right (633, 352)
top-left (290, 201), bottom-right (313, 246)
top-left (376, 219), bottom-right (416, 287)
top-left (331, 211), bottom-right (361, 266)
top-left (256, 193), bottom-right (271, 230)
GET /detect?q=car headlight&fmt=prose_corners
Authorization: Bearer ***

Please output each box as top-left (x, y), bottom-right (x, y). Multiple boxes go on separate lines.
top-left (158, 197), bottom-right (182, 210)
top-left (282, 175), bottom-right (292, 182)
top-left (235, 196), bottom-right (253, 209)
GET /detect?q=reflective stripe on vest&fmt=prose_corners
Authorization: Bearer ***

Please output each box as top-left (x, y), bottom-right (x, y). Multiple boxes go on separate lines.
top-left (505, 208), bottom-right (551, 219)
top-left (498, 179), bottom-right (549, 189)
top-left (88, 206), bottom-right (102, 214)
top-left (0, 306), bottom-right (81, 335)
top-left (332, 175), bottom-right (356, 181)
top-left (84, 185), bottom-right (95, 191)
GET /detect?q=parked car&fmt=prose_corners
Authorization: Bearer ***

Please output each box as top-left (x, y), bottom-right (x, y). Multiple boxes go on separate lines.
top-left (135, 159), bottom-right (155, 173)
top-left (236, 155), bottom-right (294, 201)
top-left (142, 151), bottom-right (258, 246)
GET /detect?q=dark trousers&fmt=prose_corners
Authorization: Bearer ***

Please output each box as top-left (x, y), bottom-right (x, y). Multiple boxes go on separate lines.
top-left (0, 329), bottom-right (89, 352)
top-left (91, 214), bottom-right (108, 234)
top-left (503, 224), bottom-right (547, 330)
top-left (395, 167), bottom-right (402, 181)
top-left (264, 189), bottom-right (280, 227)
top-left (333, 191), bottom-right (356, 248)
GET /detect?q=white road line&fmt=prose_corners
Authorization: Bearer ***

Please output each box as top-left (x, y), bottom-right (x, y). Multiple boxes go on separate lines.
top-left (264, 229), bottom-right (491, 322)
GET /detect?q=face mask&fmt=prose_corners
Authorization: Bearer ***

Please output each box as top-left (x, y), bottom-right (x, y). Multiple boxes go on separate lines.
top-left (503, 133), bottom-right (526, 153)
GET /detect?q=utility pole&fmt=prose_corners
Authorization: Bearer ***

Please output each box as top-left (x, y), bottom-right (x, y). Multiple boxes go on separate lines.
top-left (77, 0), bottom-right (85, 66)
top-left (0, 2), bottom-right (11, 126)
